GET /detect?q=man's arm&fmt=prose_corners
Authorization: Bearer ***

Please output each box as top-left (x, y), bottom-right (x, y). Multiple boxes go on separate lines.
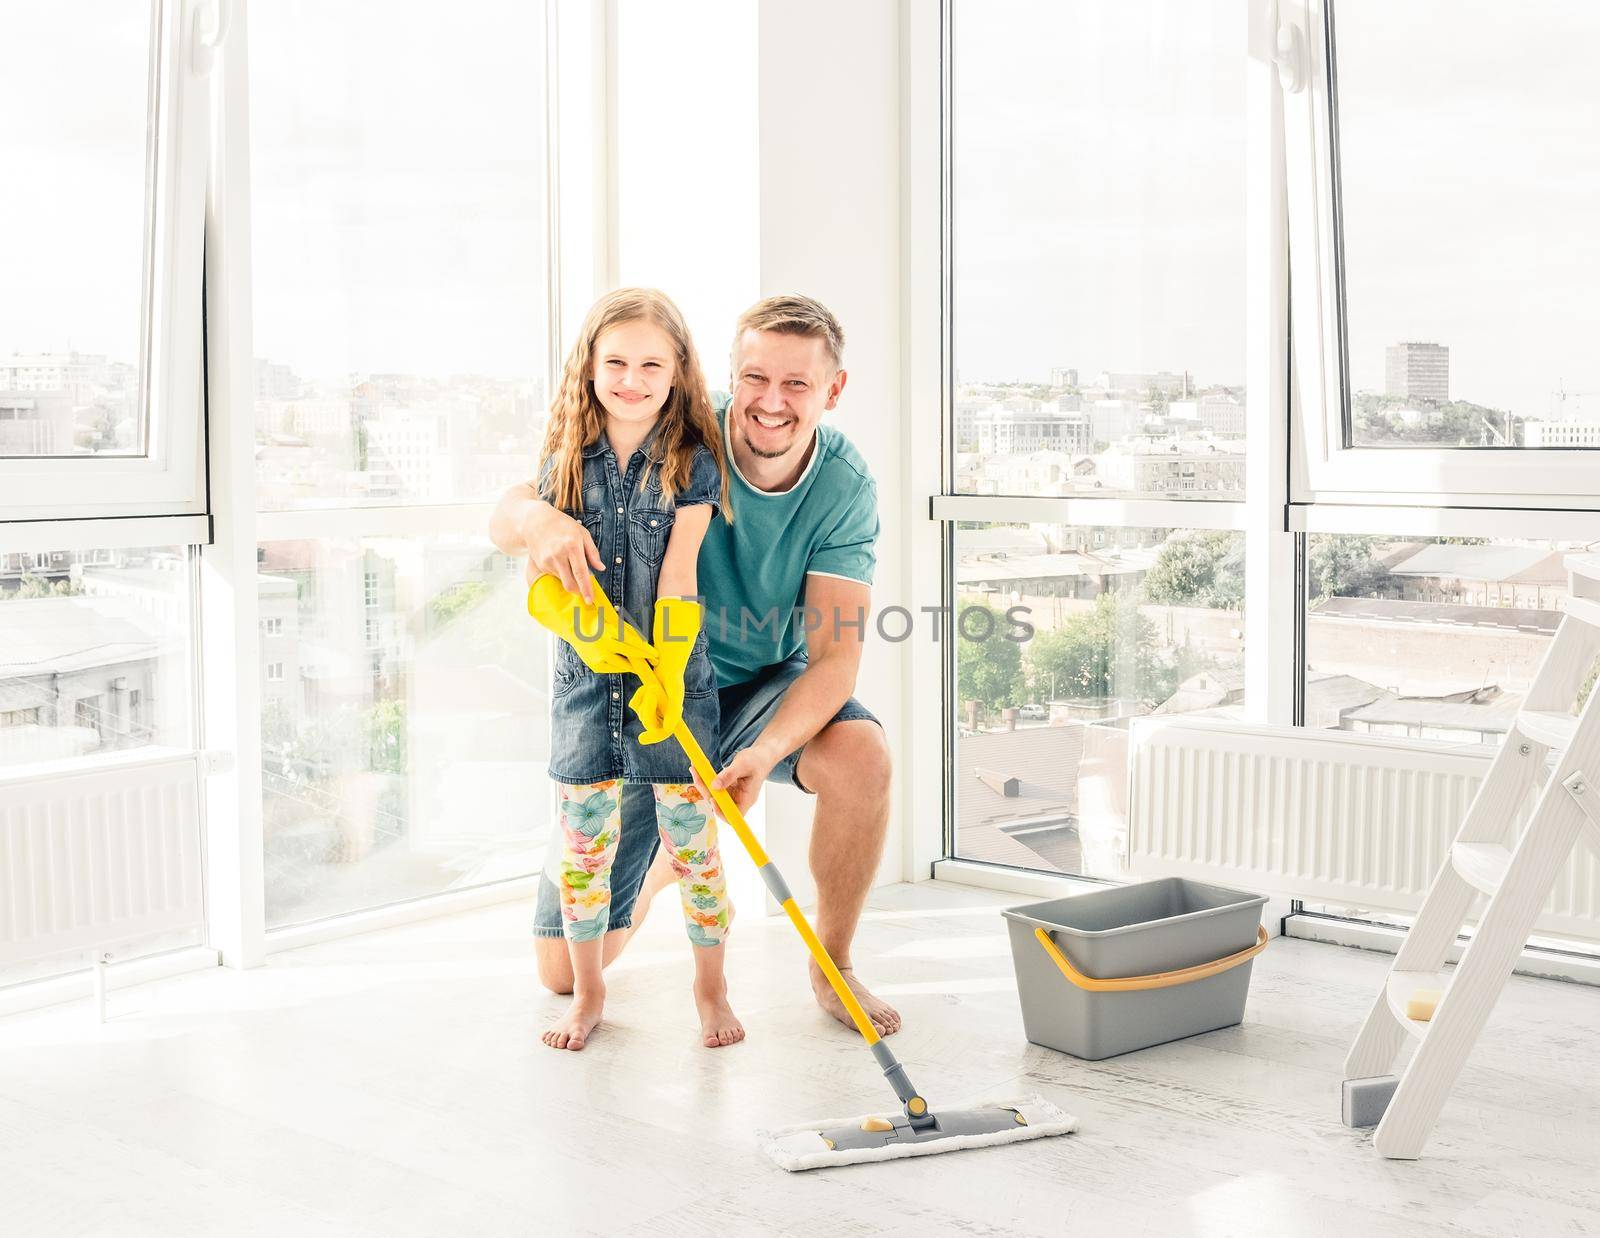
top-left (488, 482), bottom-right (605, 603)
top-left (710, 572), bottom-right (870, 813)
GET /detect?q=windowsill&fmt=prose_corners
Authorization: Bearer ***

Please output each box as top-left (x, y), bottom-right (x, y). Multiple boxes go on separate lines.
top-left (0, 744), bottom-right (202, 787)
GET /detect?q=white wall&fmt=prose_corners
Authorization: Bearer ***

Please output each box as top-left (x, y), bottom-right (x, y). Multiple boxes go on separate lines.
top-left (612, 0), bottom-right (910, 903)
top-left (613, 0), bottom-right (759, 386)
top-left (753, 0), bottom-right (907, 903)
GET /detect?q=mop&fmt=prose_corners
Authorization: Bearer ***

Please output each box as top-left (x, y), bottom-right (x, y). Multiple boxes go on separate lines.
top-left (529, 575), bottom-right (1077, 1170)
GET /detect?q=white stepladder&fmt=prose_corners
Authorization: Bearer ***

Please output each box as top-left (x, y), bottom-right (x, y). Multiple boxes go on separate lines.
top-left (1343, 553), bottom-right (1600, 1159)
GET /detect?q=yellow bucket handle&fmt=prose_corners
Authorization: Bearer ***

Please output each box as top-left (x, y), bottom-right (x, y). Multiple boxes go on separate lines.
top-left (1034, 923), bottom-right (1269, 993)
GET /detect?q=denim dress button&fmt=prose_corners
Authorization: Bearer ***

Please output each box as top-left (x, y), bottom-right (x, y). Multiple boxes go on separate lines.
top-left (545, 435), bottom-right (719, 786)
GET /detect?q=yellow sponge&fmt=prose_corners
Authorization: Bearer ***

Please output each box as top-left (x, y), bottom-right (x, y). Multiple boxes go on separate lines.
top-left (1405, 989), bottom-right (1443, 1021)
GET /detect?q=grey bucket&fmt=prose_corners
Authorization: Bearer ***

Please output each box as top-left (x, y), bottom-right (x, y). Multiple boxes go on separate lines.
top-left (1002, 877), bottom-right (1268, 1061)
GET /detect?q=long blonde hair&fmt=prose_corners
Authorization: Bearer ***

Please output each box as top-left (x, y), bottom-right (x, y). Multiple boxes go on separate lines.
top-left (539, 288), bottom-right (729, 520)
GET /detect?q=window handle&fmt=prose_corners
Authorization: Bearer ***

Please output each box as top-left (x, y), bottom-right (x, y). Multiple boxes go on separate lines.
top-left (1274, 21), bottom-right (1307, 94)
top-left (191, 0), bottom-right (231, 77)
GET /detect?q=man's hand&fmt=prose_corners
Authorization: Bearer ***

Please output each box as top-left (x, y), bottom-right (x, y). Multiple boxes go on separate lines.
top-left (709, 741), bottom-right (782, 817)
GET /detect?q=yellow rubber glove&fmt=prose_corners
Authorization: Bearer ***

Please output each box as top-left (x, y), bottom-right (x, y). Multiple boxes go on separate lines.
top-left (526, 574), bottom-right (656, 676)
top-left (636, 597), bottom-right (702, 744)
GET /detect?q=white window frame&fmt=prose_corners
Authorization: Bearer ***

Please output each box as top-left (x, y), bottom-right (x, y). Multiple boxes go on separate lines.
top-left (1281, 0), bottom-right (1600, 510)
top-left (0, 0), bottom-right (211, 526)
top-left (196, 0), bottom-right (602, 967)
top-left (913, 0), bottom-right (1298, 887)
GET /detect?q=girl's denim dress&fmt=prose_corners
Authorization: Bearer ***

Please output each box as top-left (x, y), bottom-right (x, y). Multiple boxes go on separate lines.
top-left (540, 434), bottom-right (721, 785)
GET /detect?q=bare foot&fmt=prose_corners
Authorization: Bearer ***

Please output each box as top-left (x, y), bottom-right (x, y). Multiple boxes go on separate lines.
top-left (810, 964), bottom-right (901, 1036)
top-left (542, 987), bottom-right (605, 1051)
top-left (693, 979), bottom-right (746, 1048)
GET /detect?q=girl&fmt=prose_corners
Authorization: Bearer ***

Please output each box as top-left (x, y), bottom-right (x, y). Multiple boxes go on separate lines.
top-left (535, 288), bottom-right (739, 1052)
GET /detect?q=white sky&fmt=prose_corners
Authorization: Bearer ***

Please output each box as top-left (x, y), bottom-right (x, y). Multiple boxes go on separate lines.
top-left (1, 3), bottom-right (150, 366)
top-left (7, 3), bottom-right (1598, 417)
top-left (954, 0), bottom-right (1600, 419)
top-left (2, 1), bottom-right (547, 384)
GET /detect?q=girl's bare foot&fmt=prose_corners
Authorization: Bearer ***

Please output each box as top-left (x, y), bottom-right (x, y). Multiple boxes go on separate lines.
top-left (692, 978), bottom-right (745, 1048)
top-left (542, 986), bottom-right (605, 1051)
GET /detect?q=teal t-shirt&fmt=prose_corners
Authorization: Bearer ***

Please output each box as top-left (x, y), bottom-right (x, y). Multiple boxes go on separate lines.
top-left (699, 392), bottom-right (879, 686)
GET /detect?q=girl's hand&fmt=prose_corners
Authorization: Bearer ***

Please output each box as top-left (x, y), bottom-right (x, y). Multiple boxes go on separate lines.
top-left (522, 502), bottom-right (605, 603)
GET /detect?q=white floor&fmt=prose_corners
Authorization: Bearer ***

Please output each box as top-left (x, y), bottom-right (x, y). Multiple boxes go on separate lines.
top-left (4, 881), bottom-right (1599, 1238)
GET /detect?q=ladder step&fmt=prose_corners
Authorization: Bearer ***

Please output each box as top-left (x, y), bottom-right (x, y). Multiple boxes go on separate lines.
top-left (1452, 842), bottom-right (1512, 896)
top-left (1385, 969), bottom-right (1452, 1040)
top-left (1517, 710), bottom-right (1578, 751)
top-left (1563, 594), bottom-right (1600, 628)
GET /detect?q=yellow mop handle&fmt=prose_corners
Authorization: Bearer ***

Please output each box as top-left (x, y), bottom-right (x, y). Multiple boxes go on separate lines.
top-left (617, 648), bottom-right (884, 1049)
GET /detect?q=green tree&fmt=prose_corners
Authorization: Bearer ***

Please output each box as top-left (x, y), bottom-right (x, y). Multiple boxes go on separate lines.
top-left (1142, 531), bottom-right (1243, 609)
top-left (429, 579), bottom-right (490, 629)
top-left (1026, 591), bottom-right (1163, 703)
top-left (14, 573), bottom-right (82, 598)
top-left (1308, 535), bottom-right (1388, 601)
top-left (368, 698), bottom-right (407, 775)
top-left (956, 602), bottom-right (1025, 716)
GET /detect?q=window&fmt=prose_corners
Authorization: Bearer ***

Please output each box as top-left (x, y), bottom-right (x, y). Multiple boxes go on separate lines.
top-left (1334, 7), bottom-right (1598, 452)
top-left (258, 537), bottom-right (548, 928)
top-left (249, 1), bottom-right (555, 927)
top-left (1305, 534), bottom-right (1593, 745)
top-left (0, 0), bottom-right (207, 519)
top-left (952, 0), bottom-right (1246, 499)
top-left (262, 617), bottom-right (284, 636)
top-left (249, 1), bottom-right (549, 512)
top-left (942, 1), bottom-right (1252, 888)
top-left (953, 523), bottom-right (1244, 877)
top-left (1286, 0), bottom-right (1600, 503)
top-left (0, 545), bottom-right (194, 768)
top-left (1, 5), bottom-right (151, 459)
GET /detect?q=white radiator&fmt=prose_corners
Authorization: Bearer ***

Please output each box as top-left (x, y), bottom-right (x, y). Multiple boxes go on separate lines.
top-left (1128, 719), bottom-right (1600, 940)
top-left (0, 753), bottom-right (206, 968)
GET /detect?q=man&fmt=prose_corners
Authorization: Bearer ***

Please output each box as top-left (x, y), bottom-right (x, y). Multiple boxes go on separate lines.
top-left (489, 294), bottom-right (900, 1036)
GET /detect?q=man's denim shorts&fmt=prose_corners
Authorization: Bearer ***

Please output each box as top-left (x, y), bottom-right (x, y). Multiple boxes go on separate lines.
top-left (532, 654), bottom-right (880, 938)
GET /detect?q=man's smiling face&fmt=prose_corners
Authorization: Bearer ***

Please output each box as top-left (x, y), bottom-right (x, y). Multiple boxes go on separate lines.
top-left (729, 329), bottom-right (845, 465)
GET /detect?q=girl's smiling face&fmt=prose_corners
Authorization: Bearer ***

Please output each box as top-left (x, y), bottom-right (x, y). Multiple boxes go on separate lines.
top-left (591, 320), bottom-right (677, 427)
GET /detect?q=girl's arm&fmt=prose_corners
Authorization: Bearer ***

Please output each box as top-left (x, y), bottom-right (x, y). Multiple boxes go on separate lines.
top-left (657, 505), bottom-right (712, 600)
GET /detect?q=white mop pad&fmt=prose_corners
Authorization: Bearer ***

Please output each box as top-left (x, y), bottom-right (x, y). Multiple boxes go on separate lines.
top-left (756, 1094), bottom-right (1077, 1172)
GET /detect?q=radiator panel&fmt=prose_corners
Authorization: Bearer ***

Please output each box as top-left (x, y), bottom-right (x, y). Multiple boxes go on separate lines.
top-left (0, 755), bottom-right (205, 968)
top-left (1128, 720), bottom-right (1600, 939)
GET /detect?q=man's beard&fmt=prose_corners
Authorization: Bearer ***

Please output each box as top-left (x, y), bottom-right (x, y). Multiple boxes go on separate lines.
top-left (739, 429), bottom-right (793, 460)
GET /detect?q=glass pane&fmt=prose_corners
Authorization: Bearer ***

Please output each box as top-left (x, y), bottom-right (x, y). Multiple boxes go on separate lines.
top-left (1305, 535), bottom-right (1591, 744)
top-left (1336, 3), bottom-right (1600, 447)
top-left (0, 3), bottom-right (154, 457)
top-left (249, 3), bottom-right (549, 510)
top-left (260, 536), bottom-right (548, 927)
top-left (952, 1), bottom-right (1246, 497)
top-left (0, 546), bottom-right (193, 767)
top-left (953, 523), bottom-right (1245, 877)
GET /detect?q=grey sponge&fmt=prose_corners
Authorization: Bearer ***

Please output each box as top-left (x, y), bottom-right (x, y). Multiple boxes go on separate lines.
top-left (1341, 1075), bottom-right (1399, 1128)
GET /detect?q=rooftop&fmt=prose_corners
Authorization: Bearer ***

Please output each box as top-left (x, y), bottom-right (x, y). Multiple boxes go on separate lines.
top-left (954, 724), bottom-right (1085, 871)
top-left (0, 597), bottom-right (163, 676)
top-left (1386, 544), bottom-right (1567, 585)
top-left (1311, 595), bottom-right (1560, 634)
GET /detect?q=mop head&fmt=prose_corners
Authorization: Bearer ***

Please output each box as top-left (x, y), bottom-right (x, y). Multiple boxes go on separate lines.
top-left (756, 1094), bottom-right (1076, 1172)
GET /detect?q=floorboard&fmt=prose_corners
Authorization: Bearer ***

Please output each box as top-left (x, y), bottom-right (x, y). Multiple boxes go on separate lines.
top-left (2, 881), bottom-right (1597, 1237)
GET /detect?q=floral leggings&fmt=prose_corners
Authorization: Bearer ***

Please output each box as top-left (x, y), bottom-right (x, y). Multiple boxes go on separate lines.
top-left (556, 780), bottom-right (731, 948)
